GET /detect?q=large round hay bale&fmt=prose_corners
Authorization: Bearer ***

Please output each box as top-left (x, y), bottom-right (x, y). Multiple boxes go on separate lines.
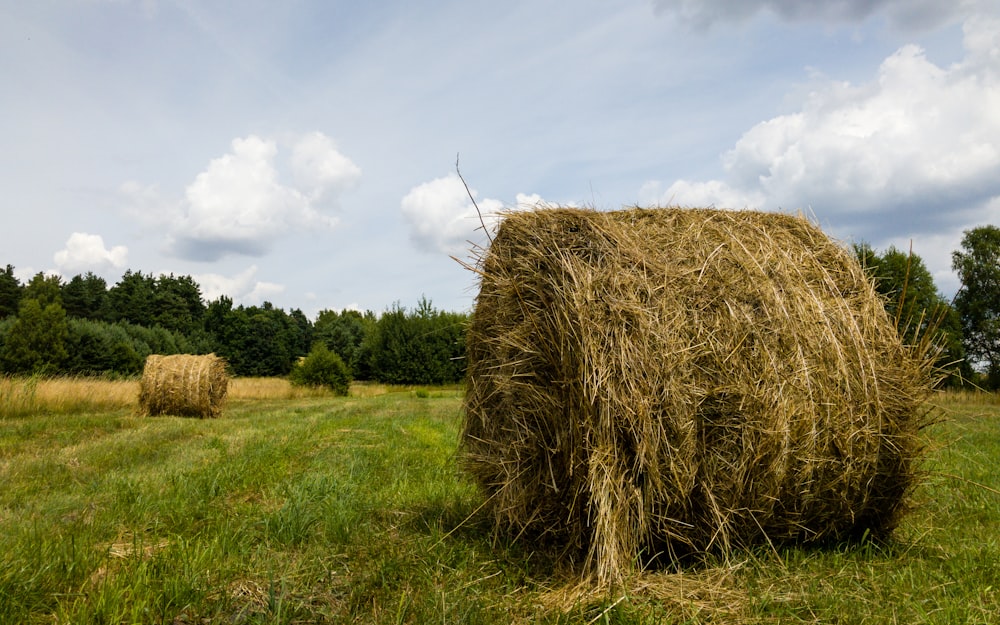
top-left (461, 207), bottom-right (936, 584)
top-left (139, 354), bottom-right (228, 418)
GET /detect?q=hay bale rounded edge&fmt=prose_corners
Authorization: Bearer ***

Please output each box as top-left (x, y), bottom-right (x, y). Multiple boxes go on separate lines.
top-left (461, 207), bottom-right (937, 584)
top-left (139, 354), bottom-right (229, 418)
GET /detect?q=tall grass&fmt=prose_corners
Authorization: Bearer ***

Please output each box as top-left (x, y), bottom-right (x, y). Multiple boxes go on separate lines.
top-left (1, 374), bottom-right (139, 416)
top-left (0, 375), bottom-right (382, 419)
top-left (930, 387), bottom-right (1000, 406)
top-left (0, 386), bottom-right (996, 623)
top-left (0, 374), bottom-right (40, 417)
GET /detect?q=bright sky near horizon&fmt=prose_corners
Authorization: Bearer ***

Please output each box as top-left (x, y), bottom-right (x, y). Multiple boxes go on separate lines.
top-left (2, 0), bottom-right (998, 317)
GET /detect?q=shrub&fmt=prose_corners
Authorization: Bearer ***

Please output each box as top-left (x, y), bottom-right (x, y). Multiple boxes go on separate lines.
top-left (65, 318), bottom-right (143, 376)
top-left (289, 343), bottom-right (351, 396)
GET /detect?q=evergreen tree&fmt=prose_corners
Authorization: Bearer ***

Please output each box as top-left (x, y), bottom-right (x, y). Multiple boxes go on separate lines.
top-left (238, 304), bottom-right (294, 376)
top-left (287, 308), bottom-right (314, 359)
top-left (351, 311), bottom-right (379, 380)
top-left (61, 272), bottom-right (109, 320)
top-left (121, 322), bottom-right (195, 356)
top-left (107, 270), bottom-right (156, 326)
top-left (202, 299), bottom-right (301, 377)
top-left (0, 265), bottom-right (22, 318)
top-left (204, 296), bottom-right (247, 372)
top-left (23, 272), bottom-right (62, 307)
top-left (366, 303), bottom-right (418, 384)
top-left (152, 274), bottom-right (205, 335)
top-left (64, 318), bottom-right (144, 376)
top-left (365, 298), bottom-right (467, 384)
top-left (0, 317), bottom-right (13, 360)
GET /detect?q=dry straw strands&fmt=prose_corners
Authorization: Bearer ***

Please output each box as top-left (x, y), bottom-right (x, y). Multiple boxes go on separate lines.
top-left (139, 354), bottom-right (228, 418)
top-left (461, 207), bottom-right (937, 586)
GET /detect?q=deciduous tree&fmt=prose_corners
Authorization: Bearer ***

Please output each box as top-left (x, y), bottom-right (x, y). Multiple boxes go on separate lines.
top-left (1, 299), bottom-right (69, 374)
top-left (952, 225), bottom-right (1000, 388)
top-left (315, 308), bottom-right (372, 377)
top-left (856, 243), bottom-right (969, 386)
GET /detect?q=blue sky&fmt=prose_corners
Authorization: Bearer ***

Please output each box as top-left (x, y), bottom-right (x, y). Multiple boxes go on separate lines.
top-left (2, 0), bottom-right (997, 316)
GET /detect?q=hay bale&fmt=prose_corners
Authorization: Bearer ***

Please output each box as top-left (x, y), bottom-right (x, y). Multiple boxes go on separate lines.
top-left (139, 354), bottom-right (228, 418)
top-left (461, 207), bottom-right (936, 584)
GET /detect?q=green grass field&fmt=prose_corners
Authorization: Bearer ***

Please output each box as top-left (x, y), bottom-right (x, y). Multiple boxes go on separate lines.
top-left (0, 380), bottom-right (997, 624)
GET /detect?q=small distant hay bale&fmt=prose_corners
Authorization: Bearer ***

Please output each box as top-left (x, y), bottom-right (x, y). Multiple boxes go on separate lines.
top-left (139, 354), bottom-right (228, 418)
top-left (461, 207), bottom-right (936, 585)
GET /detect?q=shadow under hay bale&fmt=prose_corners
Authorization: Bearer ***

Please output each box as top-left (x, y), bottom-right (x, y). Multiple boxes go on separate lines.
top-left (461, 207), bottom-right (937, 585)
top-left (139, 354), bottom-right (228, 418)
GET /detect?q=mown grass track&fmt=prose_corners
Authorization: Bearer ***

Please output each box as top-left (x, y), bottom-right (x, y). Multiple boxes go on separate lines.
top-left (0, 381), bottom-right (997, 623)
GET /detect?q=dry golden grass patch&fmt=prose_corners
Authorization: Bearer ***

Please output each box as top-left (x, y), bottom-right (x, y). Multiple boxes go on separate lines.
top-left (226, 377), bottom-right (388, 400)
top-left (1, 375), bottom-right (139, 415)
top-left (87, 531), bottom-right (172, 589)
top-left (38, 376), bottom-right (139, 408)
top-left (933, 389), bottom-right (1000, 406)
top-left (229, 376), bottom-right (313, 400)
top-left (2, 374), bottom-right (401, 417)
top-left (347, 381), bottom-right (394, 397)
top-left (536, 567), bottom-right (748, 622)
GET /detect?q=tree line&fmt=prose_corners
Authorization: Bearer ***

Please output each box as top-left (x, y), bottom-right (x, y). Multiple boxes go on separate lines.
top-left (0, 268), bottom-right (467, 385)
top-left (0, 224), bottom-right (997, 388)
top-left (852, 224), bottom-right (1000, 389)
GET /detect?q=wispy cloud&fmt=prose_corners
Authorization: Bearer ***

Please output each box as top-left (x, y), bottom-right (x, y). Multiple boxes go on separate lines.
top-left (652, 0), bottom-right (977, 30)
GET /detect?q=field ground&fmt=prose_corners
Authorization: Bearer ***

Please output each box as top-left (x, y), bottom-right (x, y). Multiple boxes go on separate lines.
top-left (0, 378), bottom-right (997, 624)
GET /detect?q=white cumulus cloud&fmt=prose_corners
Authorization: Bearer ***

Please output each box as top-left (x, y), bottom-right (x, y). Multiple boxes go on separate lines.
top-left (400, 174), bottom-right (505, 255)
top-left (639, 179), bottom-right (765, 209)
top-left (513, 192), bottom-right (566, 210)
top-left (724, 42), bottom-right (1000, 214)
top-left (290, 131), bottom-right (362, 197)
top-left (53, 232), bottom-right (128, 275)
top-left (646, 12), bottom-right (1000, 224)
top-left (142, 133), bottom-right (361, 261)
top-left (642, 11), bottom-right (1000, 296)
top-left (193, 265), bottom-right (285, 305)
top-left (399, 177), bottom-right (567, 255)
